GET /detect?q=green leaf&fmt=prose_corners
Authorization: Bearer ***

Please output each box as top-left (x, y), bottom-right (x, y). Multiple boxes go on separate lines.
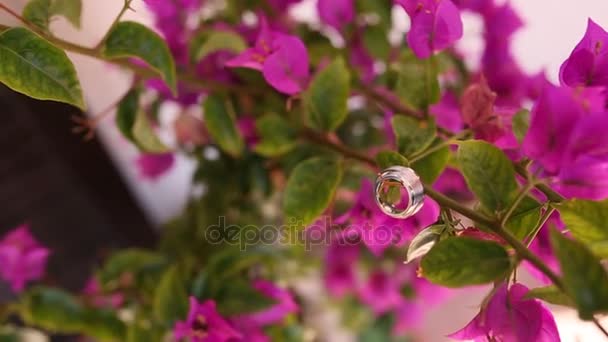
top-left (559, 199), bottom-right (608, 258)
top-left (305, 58), bottom-right (351, 132)
top-left (375, 151), bottom-right (409, 169)
top-left (284, 157), bottom-right (343, 227)
top-left (526, 285), bottom-right (575, 307)
top-left (420, 237), bottom-right (511, 287)
top-left (50, 0), bottom-right (82, 28)
top-left (362, 25), bottom-right (391, 60)
top-left (115, 88), bottom-right (140, 143)
top-left (505, 196), bottom-right (542, 240)
top-left (550, 230), bottom-right (608, 320)
top-left (126, 321), bottom-right (163, 342)
top-left (203, 95), bottom-right (244, 157)
top-left (153, 265), bottom-right (189, 325)
top-left (80, 308), bottom-right (127, 341)
top-left (253, 114), bottom-right (297, 157)
top-left (132, 110), bottom-right (169, 153)
top-left (22, 0), bottom-right (52, 30)
top-left (20, 287), bottom-right (85, 332)
top-left (394, 52), bottom-right (440, 110)
top-left (457, 140), bottom-right (518, 212)
top-left (406, 224), bottom-right (446, 263)
top-left (0, 27), bottom-right (84, 109)
top-left (391, 116), bottom-right (436, 157)
top-left (23, 0), bottom-right (82, 30)
top-left (512, 109), bottom-right (530, 145)
top-left (215, 279), bottom-right (276, 316)
top-left (190, 30), bottom-right (246, 62)
top-left (410, 142), bottom-right (450, 184)
top-left (102, 21), bottom-right (177, 94)
top-left (98, 249), bottom-right (167, 289)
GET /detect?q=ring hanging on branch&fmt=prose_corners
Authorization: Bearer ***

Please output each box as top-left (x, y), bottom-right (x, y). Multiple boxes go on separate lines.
top-left (374, 166), bottom-right (424, 219)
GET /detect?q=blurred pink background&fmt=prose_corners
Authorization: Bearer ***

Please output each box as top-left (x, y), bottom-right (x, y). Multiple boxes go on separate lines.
top-left (2, 0), bottom-right (608, 340)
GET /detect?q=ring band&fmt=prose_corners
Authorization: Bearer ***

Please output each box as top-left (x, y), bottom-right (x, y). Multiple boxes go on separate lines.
top-left (374, 166), bottom-right (425, 219)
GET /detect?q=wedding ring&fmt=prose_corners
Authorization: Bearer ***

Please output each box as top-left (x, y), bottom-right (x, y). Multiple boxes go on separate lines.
top-left (374, 166), bottom-right (424, 219)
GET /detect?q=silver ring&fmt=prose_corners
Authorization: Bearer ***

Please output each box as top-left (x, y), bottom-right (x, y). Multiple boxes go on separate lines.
top-left (374, 166), bottom-right (424, 219)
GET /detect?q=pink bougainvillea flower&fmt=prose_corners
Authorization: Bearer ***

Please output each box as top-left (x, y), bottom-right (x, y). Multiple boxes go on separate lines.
top-left (449, 283), bottom-right (560, 342)
top-left (82, 277), bottom-right (124, 309)
top-left (144, 0), bottom-right (203, 65)
top-left (396, 0), bottom-right (463, 59)
top-left (357, 270), bottom-right (403, 315)
top-left (317, 0), bottom-right (355, 31)
top-left (350, 32), bottom-right (376, 84)
top-left (555, 157), bottom-right (608, 200)
top-left (226, 17), bottom-right (309, 95)
top-left (324, 240), bottom-right (360, 297)
top-left (560, 19), bottom-right (608, 87)
top-left (337, 180), bottom-right (439, 256)
top-left (433, 168), bottom-right (473, 201)
top-left (267, 0), bottom-right (302, 12)
top-left (230, 280), bottom-right (298, 341)
top-left (135, 153), bottom-right (175, 181)
top-left (523, 84), bottom-right (585, 174)
top-left (429, 92), bottom-right (464, 133)
top-left (236, 280), bottom-right (299, 326)
top-left (461, 77), bottom-right (497, 129)
top-left (0, 224), bottom-right (49, 293)
top-left (479, 3), bottom-right (540, 106)
top-left (174, 298), bottom-right (242, 342)
top-left (523, 83), bottom-right (608, 199)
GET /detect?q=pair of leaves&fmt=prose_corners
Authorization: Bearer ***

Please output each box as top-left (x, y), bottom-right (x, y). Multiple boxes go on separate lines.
top-left (23, 0), bottom-right (82, 30)
top-left (0, 19), bottom-right (177, 112)
top-left (457, 140), bottom-right (541, 238)
top-left (283, 157), bottom-right (344, 227)
top-left (20, 287), bottom-right (126, 341)
top-left (304, 58), bottom-right (351, 132)
top-left (115, 88), bottom-right (169, 153)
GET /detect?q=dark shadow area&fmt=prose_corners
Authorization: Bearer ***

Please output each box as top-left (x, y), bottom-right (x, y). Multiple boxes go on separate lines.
top-left (0, 84), bottom-right (157, 297)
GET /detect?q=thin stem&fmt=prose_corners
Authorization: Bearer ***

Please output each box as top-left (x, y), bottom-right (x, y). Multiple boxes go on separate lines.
top-left (524, 206), bottom-right (556, 247)
top-left (500, 183), bottom-right (534, 227)
top-left (514, 163), bottom-right (564, 203)
top-left (0, 4), bottom-right (260, 96)
top-left (94, 0), bottom-right (134, 51)
top-left (356, 82), bottom-right (423, 119)
top-left (594, 318), bottom-right (608, 339)
top-left (301, 129), bottom-right (377, 168)
top-left (0, 3), bottom-right (27, 26)
top-left (409, 129), bottom-right (471, 163)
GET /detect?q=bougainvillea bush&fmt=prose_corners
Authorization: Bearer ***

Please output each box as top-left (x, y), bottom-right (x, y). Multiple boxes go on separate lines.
top-left (2, 0), bottom-right (608, 340)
